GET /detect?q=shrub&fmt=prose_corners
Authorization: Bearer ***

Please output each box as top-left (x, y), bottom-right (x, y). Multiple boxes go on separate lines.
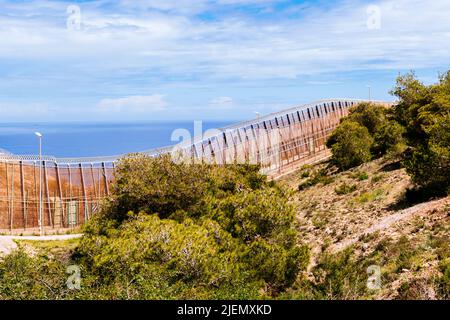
top-left (298, 169), bottom-right (334, 190)
top-left (209, 188), bottom-right (296, 244)
top-left (391, 236), bottom-right (418, 272)
top-left (373, 121), bottom-right (406, 156)
top-left (390, 72), bottom-right (431, 145)
top-left (430, 234), bottom-right (450, 299)
top-left (391, 71), bottom-right (450, 193)
top-left (77, 214), bottom-right (263, 299)
top-left (437, 258), bottom-right (450, 299)
top-left (397, 278), bottom-right (437, 300)
top-left (326, 121), bottom-right (374, 170)
top-left (75, 155), bottom-right (309, 298)
top-left (353, 188), bottom-right (385, 203)
top-left (107, 154), bottom-right (209, 220)
top-left (311, 211), bottom-right (329, 230)
top-left (284, 248), bottom-right (369, 300)
top-left (299, 164), bottom-right (312, 178)
top-left (0, 250), bottom-right (69, 300)
top-left (104, 155), bottom-right (270, 222)
top-left (403, 113), bottom-right (450, 193)
top-left (346, 102), bottom-right (387, 135)
top-left (301, 171), bottom-right (310, 178)
top-left (335, 183), bottom-right (357, 195)
top-left (243, 240), bottom-right (310, 293)
top-left (354, 171), bottom-right (369, 181)
top-left (0, 156), bottom-right (309, 300)
top-left (371, 174), bottom-right (385, 183)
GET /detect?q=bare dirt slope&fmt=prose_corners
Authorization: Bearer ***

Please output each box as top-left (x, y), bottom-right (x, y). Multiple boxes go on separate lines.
top-left (279, 157), bottom-right (449, 299)
top-left (280, 157), bottom-right (448, 252)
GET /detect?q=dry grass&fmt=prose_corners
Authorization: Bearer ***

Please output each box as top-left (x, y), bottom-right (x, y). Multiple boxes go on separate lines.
top-left (280, 158), bottom-right (413, 253)
top-left (279, 157), bottom-right (450, 299)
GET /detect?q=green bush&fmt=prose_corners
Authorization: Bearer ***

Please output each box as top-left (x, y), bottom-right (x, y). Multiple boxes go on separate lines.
top-left (327, 101), bottom-right (406, 169)
top-left (208, 188), bottom-right (295, 244)
top-left (353, 188), bottom-right (385, 203)
top-left (0, 156), bottom-right (309, 300)
top-left (373, 121), bottom-right (406, 156)
top-left (77, 214), bottom-right (264, 299)
top-left (298, 169), bottom-right (334, 190)
top-left (430, 234), bottom-right (450, 299)
top-left (283, 248), bottom-right (369, 300)
top-left (437, 258), bottom-right (450, 299)
top-left (403, 113), bottom-right (450, 193)
top-left (390, 72), bottom-right (432, 145)
top-left (326, 121), bottom-right (374, 170)
top-left (75, 155), bottom-right (309, 298)
top-left (0, 250), bottom-right (67, 300)
top-left (391, 72), bottom-right (450, 193)
top-left (335, 183), bottom-right (357, 195)
top-left (371, 174), bottom-right (385, 183)
top-left (243, 240), bottom-right (310, 293)
top-left (105, 155), bottom-right (268, 222)
top-left (324, 71), bottom-right (449, 192)
top-left (354, 171), bottom-right (369, 181)
top-left (108, 154), bottom-right (209, 220)
top-left (346, 102), bottom-right (387, 135)
top-left (301, 170), bottom-right (310, 178)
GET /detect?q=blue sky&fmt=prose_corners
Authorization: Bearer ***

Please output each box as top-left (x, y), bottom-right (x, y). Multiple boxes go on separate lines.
top-left (0, 0), bottom-right (449, 122)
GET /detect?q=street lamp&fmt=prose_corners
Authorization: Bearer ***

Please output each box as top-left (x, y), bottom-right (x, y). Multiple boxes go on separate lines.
top-left (366, 85), bottom-right (372, 101)
top-left (35, 132), bottom-right (43, 236)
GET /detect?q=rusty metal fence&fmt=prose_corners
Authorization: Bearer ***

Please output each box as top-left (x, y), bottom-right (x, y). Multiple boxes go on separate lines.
top-left (0, 99), bottom-right (391, 232)
top-left (0, 161), bottom-right (114, 232)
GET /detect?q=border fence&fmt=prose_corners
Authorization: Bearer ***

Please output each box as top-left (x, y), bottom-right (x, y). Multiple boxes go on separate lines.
top-left (0, 99), bottom-right (392, 232)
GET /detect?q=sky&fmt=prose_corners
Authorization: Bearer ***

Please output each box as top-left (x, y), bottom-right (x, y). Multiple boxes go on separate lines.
top-left (0, 0), bottom-right (449, 122)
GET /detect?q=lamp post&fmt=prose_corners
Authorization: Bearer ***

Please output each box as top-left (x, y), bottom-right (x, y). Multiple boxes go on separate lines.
top-left (366, 85), bottom-right (372, 101)
top-left (35, 132), bottom-right (43, 236)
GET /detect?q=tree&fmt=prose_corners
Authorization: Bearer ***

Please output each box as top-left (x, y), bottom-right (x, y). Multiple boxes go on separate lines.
top-left (327, 101), bottom-right (405, 168)
top-left (372, 120), bottom-right (406, 156)
top-left (345, 102), bottom-right (387, 135)
top-left (390, 72), bottom-right (432, 144)
top-left (106, 154), bottom-right (209, 220)
top-left (326, 121), bottom-right (374, 170)
top-left (403, 113), bottom-right (450, 192)
top-left (391, 71), bottom-right (450, 193)
top-left (76, 155), bottom-right (310, 298)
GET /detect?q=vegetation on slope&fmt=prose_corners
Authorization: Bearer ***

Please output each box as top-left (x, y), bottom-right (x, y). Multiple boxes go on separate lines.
top-left (0, 71), bottom-right (448, 300)
top-left (0, 157), bottom-right (309, 299)
top-left (280, 156), bottom-right (449, 300)
top-left (326, 71), bottom-right (449, 195)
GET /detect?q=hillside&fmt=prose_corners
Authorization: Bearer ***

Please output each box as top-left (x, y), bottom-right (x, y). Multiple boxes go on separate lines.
top-left (0, 155), bottom-right (448, 300)
top-left (279, 157), bottom-right (449, 299)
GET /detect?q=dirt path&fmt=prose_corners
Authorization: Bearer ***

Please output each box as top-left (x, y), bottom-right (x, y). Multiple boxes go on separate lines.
top-left (330, 197), bottom-right (449, 252)
top-left (0, 234), bottom-right (83, 256)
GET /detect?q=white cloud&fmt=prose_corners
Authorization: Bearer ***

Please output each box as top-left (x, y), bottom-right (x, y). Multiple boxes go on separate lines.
top-left (0, 0), bottom-right (450, 120)
top-left (97, 94), bottom-right (168, 113)
top-left (210, 96), bottom-right (234, 107)
top-left (0, 0), bottom-right (448, 80)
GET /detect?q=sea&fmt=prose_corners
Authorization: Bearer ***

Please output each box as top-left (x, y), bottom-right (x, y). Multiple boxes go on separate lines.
top-left (0, 121), bottom-right (233, 158)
